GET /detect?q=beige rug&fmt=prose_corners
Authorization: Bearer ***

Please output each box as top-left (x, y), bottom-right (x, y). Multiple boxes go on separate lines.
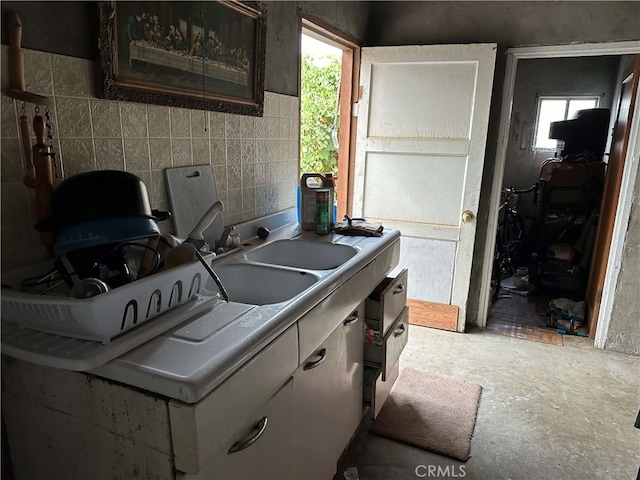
top-left (370, 367), bottom-right (482, 462)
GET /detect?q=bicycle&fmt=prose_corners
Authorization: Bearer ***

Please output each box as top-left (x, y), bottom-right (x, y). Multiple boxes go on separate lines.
top-left (491, 184), bottom-right (538, 302)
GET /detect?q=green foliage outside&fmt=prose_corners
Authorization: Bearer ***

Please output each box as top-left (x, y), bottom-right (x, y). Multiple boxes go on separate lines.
top-left (300, 53), bottom-right (341, 177)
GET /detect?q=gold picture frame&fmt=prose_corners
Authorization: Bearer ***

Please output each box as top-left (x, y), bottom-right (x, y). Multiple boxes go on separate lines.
top-left (99, 0), bottom-right (266, 116)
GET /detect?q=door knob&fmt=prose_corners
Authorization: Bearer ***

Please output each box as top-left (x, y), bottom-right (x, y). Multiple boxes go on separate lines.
top-left (462, 210), bottom-right (475, 223)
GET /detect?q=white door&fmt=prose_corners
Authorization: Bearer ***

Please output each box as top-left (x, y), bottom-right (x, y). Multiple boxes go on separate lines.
top-left (352, 44), bottom-right (496, 331)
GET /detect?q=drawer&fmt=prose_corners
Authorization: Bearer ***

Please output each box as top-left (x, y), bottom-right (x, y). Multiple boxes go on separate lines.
top-left (298, 261), bottom-right (375, 363)
top-left (169, 325), bottom-right (298, 474)
top-left (178, 379), bottom-right (296, 480)
top-left (364, 306), bottom-right (409, 381)
top-left (363, 360), bottom-right (400, 420)
top-left (365, 268), bottom-right (408, 338)
top-left (374, 238), bottom-right (401, 279)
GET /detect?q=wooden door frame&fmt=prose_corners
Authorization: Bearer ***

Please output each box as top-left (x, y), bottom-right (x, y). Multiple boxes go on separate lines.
top-left (594, 57), bottom-right (640, 349)
top-left (299, 14), bottom-right (360, 220)
top-left (586, 55), bottom-right (640, 339)
top-left (478, 41), bottom-right (640, 349)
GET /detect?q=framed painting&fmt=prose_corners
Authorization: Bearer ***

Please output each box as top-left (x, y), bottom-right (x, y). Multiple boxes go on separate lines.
top-left (99, 1), bottom-right (266, 116)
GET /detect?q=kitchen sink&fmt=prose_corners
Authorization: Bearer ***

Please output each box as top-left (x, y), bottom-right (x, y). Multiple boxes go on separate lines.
top-left (245, 240), bottom-right (358, 270)
top-left (205, 264), bottom-right (320, 305)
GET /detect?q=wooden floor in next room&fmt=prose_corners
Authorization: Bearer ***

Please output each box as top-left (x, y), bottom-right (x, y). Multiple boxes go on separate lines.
top-left (487, 290), bottom-right (570, 346)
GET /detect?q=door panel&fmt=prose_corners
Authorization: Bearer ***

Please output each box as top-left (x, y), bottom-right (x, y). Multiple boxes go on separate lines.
top-left (368, 62), bottom-right (476, 139)
top-left (363, 153), bottom-right (466, 226)
top-left (354, 44), bottom-right (496, 331)
top-left (400, 237), bottom-right (455, 304)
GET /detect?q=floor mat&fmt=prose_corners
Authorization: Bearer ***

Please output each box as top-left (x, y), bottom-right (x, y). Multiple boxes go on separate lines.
top-left (370, 367), bottom-right (482, 462)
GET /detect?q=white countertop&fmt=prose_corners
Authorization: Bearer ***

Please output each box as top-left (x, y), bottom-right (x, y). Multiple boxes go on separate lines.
top-left (90, 224), bottom-right (400, 403)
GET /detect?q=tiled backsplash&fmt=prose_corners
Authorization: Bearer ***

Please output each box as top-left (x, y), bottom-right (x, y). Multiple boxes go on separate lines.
top-left (0, 47), bottom-right (299, 271)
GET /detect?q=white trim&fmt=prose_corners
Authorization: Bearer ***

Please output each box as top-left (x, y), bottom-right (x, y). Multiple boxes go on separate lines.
top-left (506, 41), bottom-right (640, 59)
top-left (477, 52), bottom-right (517, 327)
top-left (595, 78), bottom-right (640, 348)
top-left (477, 41), bottom-right (640, 336)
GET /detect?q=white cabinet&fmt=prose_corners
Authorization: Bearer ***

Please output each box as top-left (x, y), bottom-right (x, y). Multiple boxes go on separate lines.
top-left (179, 379), bottom-right (295, 480)
top-left (293, 304), bottom-right (364, 480)
top-left (1, 237), bottom-right (403, 480)
top-left (169, 325), bottom-right (298, 474)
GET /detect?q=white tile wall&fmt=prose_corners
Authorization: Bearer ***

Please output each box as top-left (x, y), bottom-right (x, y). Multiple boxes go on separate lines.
top-left (0, 47), bottom-right (300, 271)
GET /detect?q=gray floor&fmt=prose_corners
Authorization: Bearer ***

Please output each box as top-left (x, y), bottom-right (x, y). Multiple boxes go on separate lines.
top-left (335, 325), bottom-right (640, 480)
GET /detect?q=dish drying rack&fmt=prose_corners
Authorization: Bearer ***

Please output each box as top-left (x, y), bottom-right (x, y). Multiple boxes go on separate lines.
top-left (1, 252), bottom-right (216, 344)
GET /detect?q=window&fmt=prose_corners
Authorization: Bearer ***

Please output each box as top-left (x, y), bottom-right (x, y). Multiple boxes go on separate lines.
top-left (533, 96), bottom-right (599, 150)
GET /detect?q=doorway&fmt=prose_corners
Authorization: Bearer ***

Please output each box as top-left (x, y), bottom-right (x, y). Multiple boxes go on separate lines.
top-left (478, 42), bottom-right (640, 348)
top-left (487, 55), bottom-right (621, 344)
top-left (300, 16), bottom-right (359, 220)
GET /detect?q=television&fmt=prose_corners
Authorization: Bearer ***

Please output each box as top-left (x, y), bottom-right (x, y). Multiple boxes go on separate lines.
top-left (549, 108), bottom-right (611, 160)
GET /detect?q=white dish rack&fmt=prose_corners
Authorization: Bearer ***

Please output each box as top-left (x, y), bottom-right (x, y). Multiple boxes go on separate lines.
top-left (1, 253), bottom-right (216, 344)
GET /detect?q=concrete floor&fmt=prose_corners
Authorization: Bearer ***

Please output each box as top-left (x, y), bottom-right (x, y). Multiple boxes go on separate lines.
top-left (335, 325), bottom-right (640, 480)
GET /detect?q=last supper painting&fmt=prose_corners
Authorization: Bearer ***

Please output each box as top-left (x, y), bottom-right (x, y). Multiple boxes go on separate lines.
top-left (99, 1), bottom-right (266, 115)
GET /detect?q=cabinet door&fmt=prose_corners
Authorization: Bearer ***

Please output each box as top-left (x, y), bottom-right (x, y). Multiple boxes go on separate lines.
top-left (180, 379), bottom-right (295, 480)
top-left (335, 303), bottom-right (365, 453)
top-left (293, 304), bottom-right (364, 480)
top-left (170, 325), bottom-right (298, 473)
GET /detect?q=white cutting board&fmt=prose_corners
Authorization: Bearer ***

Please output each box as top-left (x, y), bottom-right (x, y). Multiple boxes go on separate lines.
top-left (165, 165), bottom-right (224, 244)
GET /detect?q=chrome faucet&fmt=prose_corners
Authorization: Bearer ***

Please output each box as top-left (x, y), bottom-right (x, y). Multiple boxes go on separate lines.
top-left (186, 200), bottom-right (224, 251)
top-left (185, 200), bottom-right (240, 254)
top-left (215, 227), bottom-right (233, 252)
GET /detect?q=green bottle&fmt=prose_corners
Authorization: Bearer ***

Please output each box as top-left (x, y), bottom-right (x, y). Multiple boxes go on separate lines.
top-left (315, 189), bottom-right (330, 235)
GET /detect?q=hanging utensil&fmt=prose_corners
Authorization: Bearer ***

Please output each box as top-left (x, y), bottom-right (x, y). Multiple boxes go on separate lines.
top-left (4, 11), bottom-right (54, 241)
top-left (32, 112), bottom-right (55, 259)
top-left (19, 108), bottom-right (36, 188)
top-left (4, 11), bottom-right (51, 106)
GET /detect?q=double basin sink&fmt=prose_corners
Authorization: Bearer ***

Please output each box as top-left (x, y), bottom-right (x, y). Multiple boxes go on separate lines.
top-left (204, 239), bottom-right (359, 305)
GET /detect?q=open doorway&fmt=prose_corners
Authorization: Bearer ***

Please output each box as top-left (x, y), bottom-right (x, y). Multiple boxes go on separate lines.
top-left (300, 16), bottom-right (359, 220)
top-left (480, 43), bottom-right (640, 348)
top-left (300, 34), bottom-right (342, 173)
top-left (487, 55), bottom-right (622, 345)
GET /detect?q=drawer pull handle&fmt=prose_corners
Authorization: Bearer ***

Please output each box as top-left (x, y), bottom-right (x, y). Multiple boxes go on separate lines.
top-left (393, 285), bottom-right (405, 295)
top-left (394, 323), bottom-right (406, 337)
top-left (343, 311), bottom-right (359, 326)
top-left (304, 348), bottom-right (327, 370)
top-left (228, 416), bottom-right (268, 454)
